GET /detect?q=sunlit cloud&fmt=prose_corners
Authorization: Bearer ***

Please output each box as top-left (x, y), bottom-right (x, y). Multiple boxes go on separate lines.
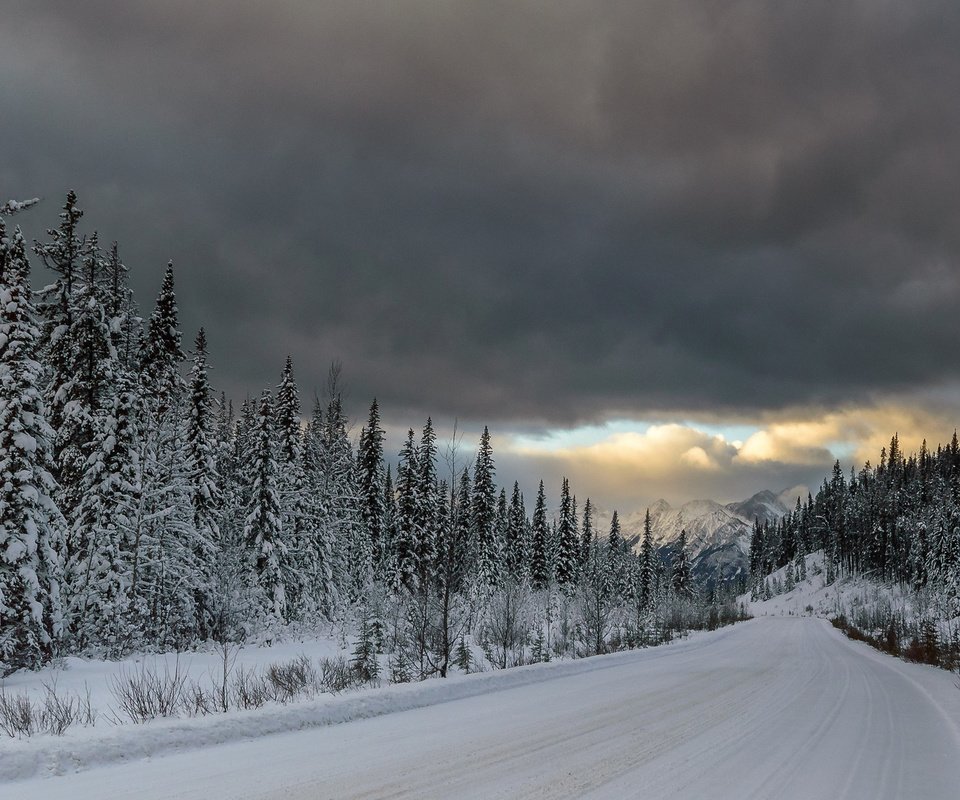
top-left (494, 399), bottom-right (960, 511)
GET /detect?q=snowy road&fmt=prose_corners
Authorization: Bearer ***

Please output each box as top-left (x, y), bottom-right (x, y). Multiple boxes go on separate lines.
top-left (11, 617), bottom-right (960, 799)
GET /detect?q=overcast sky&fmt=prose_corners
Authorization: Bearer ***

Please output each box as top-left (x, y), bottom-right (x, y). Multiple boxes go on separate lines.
top-left (4, 1), bottom-right (960, 511)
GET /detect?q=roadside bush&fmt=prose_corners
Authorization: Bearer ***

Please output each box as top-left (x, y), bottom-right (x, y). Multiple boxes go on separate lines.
top-left (109, 658), bottom-right (189, 723)
top-left (0, 682), bottom-right (97, 738)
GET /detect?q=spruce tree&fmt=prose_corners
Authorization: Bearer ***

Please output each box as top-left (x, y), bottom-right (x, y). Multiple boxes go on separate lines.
top-left (357, 399), bottom-right (386, 579)
top-left (244, 392), bottom-right (287, 623)
top-left (392, 429), bottom-right (419, 592)
top-left (671, 530), bottom-right (693, 599)
top-left (273, 356), bottom-right (310, 613)
top-left (506, 482), bottom-right (527, 581)
top-left (300, 399), bottom-right (335, 612)
top-left (580, 498), bottom-right (594, 569)
top-left (530, 481), bottom-right (551, 589)
top-left (318, 388), bottom-right (360, 601)
top-left (184, 329), bottom-right (221, 633)
top-left (554, 477), bottom-right (579, 586)
top-left (472, 427), bottom-right (499, 587)
top-left (33, 192), bottom-right (86, 513)
top-left (608, 510), bottom-right (622, 553)
top-left (138, 264), bottom-right (195, 645)
top-left (640, 509), bottom-right (655, 609)
top-left (0, 223), bottom-right (66, 671)
top-left (414, 418), bottom-right (440, 589)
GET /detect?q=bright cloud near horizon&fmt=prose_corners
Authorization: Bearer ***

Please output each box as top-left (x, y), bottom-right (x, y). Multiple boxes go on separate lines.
top-left (5, 2), bottom-right (960, 512)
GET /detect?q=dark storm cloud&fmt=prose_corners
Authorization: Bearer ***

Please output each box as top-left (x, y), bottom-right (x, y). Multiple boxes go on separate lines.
top-left (3, 0), bottom-right (960, 429)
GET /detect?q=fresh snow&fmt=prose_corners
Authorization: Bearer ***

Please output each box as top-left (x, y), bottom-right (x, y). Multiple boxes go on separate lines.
top-left (745, 551), bottom-right (918, 621)
top-left (7, 616), bottom-right (960, 799)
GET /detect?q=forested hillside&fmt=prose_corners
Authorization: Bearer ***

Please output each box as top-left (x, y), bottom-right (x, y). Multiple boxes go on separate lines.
top-left (0, 194), bottom-right (739, 677)
top-left (749, 434), bottom-right (960, 663)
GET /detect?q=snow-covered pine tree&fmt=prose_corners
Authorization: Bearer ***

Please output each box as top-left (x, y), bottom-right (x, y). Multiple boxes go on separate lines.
top-left (380, 463), bottom-right (395, 584)
top-left (357, 399), bottom-right (386, 581)
top-left (33, 192), bottom-right (86, 516)
top-left (299, 400), bottom-right (334, 614)
top-left (0, 223), bottom-right (67, 671)
top-left (506, 482), bottom-right (527, 582)
top-left (185, 329), bottom-right (221, 634)
top-left (68, 368), bottom-right (142, 655)
top-left (671, 530), bottom-right (693, 599)
top-left (581, 513), bottom-right (612, 656)
top-left (137, 264), bottom-right (197, 645)
top-left (640, 508), bottom-right (656, 609)
top-left (318, 387), bottom-right (360, 602)
top-left (530, 480), bottom-right (551, 590)
top-left (494, 488), bottom-right (509, 583)
top-left (554, 477), bottom-right (579, 586)
top-left (414, 418), bottom-right (440, 590)
top-left (472, 427), bottom-right (499, 588)
top-left (608, 509), bottom-right (622, 554)
top-left (104, 242), bottom-right (141, 371)
top-left (447, 467), bottom-right (473, 596)
top-left (392, 429), bottom-right (419, 592)
top-left (273, 356), bottom-right (311, 614)
top-left (60, 230), bottom-right (125, 648)
top-left (580, 497), bottom-right (594, 571)
top-left (244, 391), bottom-right (287, 624)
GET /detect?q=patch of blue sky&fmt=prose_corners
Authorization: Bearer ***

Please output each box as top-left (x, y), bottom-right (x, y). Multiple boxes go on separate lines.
top-left (510, 418), bottom-right (763, 452)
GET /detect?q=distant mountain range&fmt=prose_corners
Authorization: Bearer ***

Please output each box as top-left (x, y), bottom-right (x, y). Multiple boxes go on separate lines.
top-left (594, 487), bottom-right (807, 584)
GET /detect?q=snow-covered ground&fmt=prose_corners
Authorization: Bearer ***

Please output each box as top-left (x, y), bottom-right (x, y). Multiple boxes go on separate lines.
top-left (1, 630), bottom-right (347, 726)
top-left (7, 616), bottom-right (960, 799)
top-left (745, 551), bottom-right (854, 617)
top-left (744, 551), bottom-right (956, 636)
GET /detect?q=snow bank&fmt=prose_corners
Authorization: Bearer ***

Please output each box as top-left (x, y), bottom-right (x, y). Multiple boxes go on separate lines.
top-left (1, 628), bottom-right (728, 782)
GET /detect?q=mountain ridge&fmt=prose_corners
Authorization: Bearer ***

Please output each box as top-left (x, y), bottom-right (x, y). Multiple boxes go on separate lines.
top-left (593, 487), bottom-right (804, 583)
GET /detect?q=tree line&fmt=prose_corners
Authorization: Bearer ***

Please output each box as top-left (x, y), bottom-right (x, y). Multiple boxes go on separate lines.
top-left (750, 432), bottom-right (960, 660)
top-left (0, 192), bottom-right (738, 676)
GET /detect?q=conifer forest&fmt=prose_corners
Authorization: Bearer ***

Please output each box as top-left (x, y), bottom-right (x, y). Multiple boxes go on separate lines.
top-left (0, 193), bottom-right (738, 678)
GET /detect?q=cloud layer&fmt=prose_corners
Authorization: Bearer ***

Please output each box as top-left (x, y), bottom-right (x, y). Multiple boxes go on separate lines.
top-left (4, 2), bottom-right (960, 504)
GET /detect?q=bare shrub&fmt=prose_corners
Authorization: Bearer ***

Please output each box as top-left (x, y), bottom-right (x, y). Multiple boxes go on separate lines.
top-left (232, 666), bottom-right (270, 710)
top-left (0, 681), bottom-right (97, 737)
top-left (184, 681), bottom-right (218, 717)
top-left (109, 657), bottom-right (189, 723)
top-left (319, 656), bottom-right (366, 693)
top-left (0, 690), bottom-right (37, 737)
top-left (264, 654), bottom-right (320, 703)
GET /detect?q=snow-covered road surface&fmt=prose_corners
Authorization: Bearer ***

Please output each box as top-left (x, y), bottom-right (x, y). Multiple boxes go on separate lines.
top-left (11, 617), bottom-right (960, 799)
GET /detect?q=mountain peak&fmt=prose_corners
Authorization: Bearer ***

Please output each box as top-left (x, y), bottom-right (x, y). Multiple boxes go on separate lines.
top-left (649, 498), bottom-right (672, 515)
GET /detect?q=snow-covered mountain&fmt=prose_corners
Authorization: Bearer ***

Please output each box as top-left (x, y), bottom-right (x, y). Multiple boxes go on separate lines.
top-left (596, 488), bottom-right (804, 583)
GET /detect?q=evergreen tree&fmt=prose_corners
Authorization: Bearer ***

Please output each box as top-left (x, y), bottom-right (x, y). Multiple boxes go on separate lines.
top-left (184, 329), bottom-right (221, 633)
top-left (640, 509), bottom-right (655, 609)
top-left (608, 510), bottom-right (622, 554)
top-left (494, 488), bottom-right (509, 582)
top-left (414, 418), bottom-right (440, 589)
top-left (33, 192), bottom-right (86, 515)
top-left (0, 223), bottom-right (66, 671)
top-left (555, 478), bottom-right (579, 586)
top-left (244, 392), bottom-right (287, 623)
top-left (138, 264), bottom-right (195, 645)
top-left (580, 498), bottom-right (594, 569)
top-left (320, 387), bottom-right (359, 600)
top-left (671, 530), bottom-right (693, 599)
top-left (392, 429), bottom-right (419, 592)
top-left (472, 426), bottom-right (499, 587)
top-left (357, 399), bottom-right (386, 579)
top-left (273, 356), bottom-right (311, 613)
top-left (448, 467), bottom-right (473, 595)
top-left (530, 481), bottom-right (551, 589)
top-left (506, 482), bottom-right (527, 581)
top-left (300, 399), bottom-right (335, 611)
